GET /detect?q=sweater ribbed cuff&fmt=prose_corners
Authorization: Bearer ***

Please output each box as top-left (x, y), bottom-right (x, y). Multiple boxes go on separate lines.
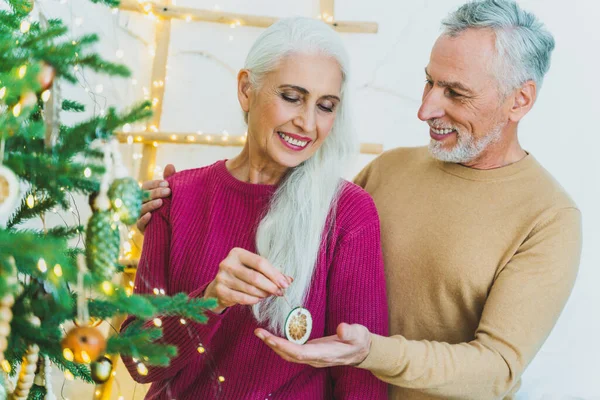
top-left (357, 333), bottom-right (403, 375)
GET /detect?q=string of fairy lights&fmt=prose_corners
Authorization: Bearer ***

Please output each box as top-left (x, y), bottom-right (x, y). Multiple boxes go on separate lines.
top-left (6, 1), bottom-right (360, 398)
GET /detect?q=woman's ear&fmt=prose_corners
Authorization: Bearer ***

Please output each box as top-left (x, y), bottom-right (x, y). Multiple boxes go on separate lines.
top-left (237, 69), bottom-right (251, 113)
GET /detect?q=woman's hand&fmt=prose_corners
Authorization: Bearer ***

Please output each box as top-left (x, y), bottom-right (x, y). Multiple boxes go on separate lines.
top-left (204, 247), bottom-right (292, 314)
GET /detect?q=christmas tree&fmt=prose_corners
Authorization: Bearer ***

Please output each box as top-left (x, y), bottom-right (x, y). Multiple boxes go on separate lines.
top-left (0, 0), bottom-right (215, 398)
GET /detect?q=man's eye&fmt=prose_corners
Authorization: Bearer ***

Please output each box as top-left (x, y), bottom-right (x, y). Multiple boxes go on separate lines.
top-left (447, 89), bottom-right (461, 98)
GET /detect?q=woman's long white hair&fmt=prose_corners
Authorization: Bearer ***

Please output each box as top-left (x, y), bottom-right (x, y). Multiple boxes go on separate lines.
top-left (246, 17), bottom-right (356, 334)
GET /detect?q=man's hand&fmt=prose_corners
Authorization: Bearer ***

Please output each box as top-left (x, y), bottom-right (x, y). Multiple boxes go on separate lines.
top-left (137, 164), bottom-right (176, 233)
top-left (255, 323), bottom-right (372, 368)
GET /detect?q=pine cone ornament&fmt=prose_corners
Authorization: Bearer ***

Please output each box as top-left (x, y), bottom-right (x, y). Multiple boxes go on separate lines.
top-left (86, 210), bottom-right (121, 281)
top-left (108, 177), bottom-right (142, 225)
top-left (10, 344), bottom-right (39, 400)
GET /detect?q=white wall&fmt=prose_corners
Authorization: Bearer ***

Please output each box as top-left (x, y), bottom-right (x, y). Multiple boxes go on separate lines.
top-left (35, 0), bottom-right (600, 398)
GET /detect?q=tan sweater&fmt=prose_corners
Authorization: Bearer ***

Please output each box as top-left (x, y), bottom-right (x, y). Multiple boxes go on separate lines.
top-left (354, 146), bottom-right (582, 400)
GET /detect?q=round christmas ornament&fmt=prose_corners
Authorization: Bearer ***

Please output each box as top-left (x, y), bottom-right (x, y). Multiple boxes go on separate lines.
top-left (108, 177), bottom-right (142, 225)
top-left (0, 164), bottom-right (19, 220)
top-left (19, 92), bottom-right (37, 108)
top-left (37, 63), bottom-right (55, 91)
top-left (61, 326), bottom-right (106, 364)
top-left (108, 139), bottom-right (142, 225)
top-left (284, 307), bottom-right (312, 345)
top-left (90, 355), bottom-right (113, 384)
top-left (85, 210), bottom-right (120, 281)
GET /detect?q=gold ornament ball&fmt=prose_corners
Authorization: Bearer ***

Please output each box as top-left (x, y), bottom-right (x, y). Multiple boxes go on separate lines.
top-left (61, 326), bottom-right (106, 364)
top-left (90, 355), bottom-right (113, 384)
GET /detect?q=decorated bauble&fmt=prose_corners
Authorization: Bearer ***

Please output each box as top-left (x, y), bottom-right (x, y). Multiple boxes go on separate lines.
top-left (108, 177), bottom-right (142, 225)
top-left (61, 326), bottom-right (106, 364)
top-left (90, 355), bottom-right (113, 384)
top-left (19, 92), bottom-right (37, 108)
top-left (0, 165), bottom-right (20, 220)
top-left (85, 210), bottom-right (120, 281)
top-left (37, 63), bottom-right (55, 91)
top-left (284, 307), bottom-right (313, 345)
top-left (13, 0), bottom-right (33, 15)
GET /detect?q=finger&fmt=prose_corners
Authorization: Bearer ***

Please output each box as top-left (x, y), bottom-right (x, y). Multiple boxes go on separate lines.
top-left (337, 323), bottom-right (368, 344)
top-left (146, 187), bottom-right (171, 201)
top-left (233, 248), bottom-right (289, 289)
top-left (215, 284), bottom-right (262, 307)
top-left (337, 323), bottom-right (357, 342)
top-left (136, 212), bottom-right (151, 233)
top-left (221, 273), bottom-right (272, 298)
top-left (163, 164), bottom-right (176, 179)
top-left (140, 199), bottom-right (162, 216)
top-left (233, 267), bottom-right (282, 296)
top-left (141, 179), bottom-right (169, 191)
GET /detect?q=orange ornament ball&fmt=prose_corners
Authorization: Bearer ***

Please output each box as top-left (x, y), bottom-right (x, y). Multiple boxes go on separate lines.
top-left (61, 326), bottom-right (106, 364)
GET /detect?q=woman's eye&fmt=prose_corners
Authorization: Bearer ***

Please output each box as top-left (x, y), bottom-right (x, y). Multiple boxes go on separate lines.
top-left (318, 103), bottom-right (334, 113)
top-left (281, 93), bottom-right (299, 103)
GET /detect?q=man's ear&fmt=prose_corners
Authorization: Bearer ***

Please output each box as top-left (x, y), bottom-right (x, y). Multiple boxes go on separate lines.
top-left (237, 69), bottom-right (251, 113)
top-left (508, 80), bottom-right (537, 123)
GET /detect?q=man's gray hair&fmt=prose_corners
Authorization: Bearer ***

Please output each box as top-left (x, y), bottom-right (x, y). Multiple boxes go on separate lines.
top-left (442, 0), bottom-right (555, 95)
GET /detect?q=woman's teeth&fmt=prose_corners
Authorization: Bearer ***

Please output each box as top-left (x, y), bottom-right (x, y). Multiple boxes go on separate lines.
top-left (278, 132), bottom-right (309, 147)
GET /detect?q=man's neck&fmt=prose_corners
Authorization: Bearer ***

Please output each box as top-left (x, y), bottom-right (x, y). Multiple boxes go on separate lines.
top-left (462, 140), bottom-right (527, 170)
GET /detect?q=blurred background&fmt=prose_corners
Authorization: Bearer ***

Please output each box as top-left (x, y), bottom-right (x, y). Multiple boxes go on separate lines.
top-left (23, 0), bottom-right (600, 398)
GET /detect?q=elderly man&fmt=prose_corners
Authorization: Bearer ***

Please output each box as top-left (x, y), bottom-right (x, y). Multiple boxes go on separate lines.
top-left (136, 1), bottom-right (581, 398)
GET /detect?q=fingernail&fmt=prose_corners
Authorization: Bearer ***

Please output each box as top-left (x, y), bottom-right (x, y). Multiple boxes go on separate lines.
top-left (287, 276), bottom-right (294, 283)
top-left (255, 331), bottom-right (264, 340)
top-left (279, 279), bottom-right (289, 289)
top-left (277, 289), bottom-right (284, 296)
top-left (159, 181), bottom-right (169, 187)
top-left (163, 188), bottom-right (171, 195)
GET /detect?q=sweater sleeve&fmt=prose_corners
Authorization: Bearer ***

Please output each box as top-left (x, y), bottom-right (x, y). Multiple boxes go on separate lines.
top-left (326, 197), bottom-right (389, 399)
top-left (357, 207), bottom-right (582, 399)
top-left (120, 195), bottom-right (228, 384)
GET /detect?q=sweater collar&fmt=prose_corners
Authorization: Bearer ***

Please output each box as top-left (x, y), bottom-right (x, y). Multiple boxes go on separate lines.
top-left (434, 152), bottom-right (537, 181)
top-left (216, 160), bottom-right (278, 196)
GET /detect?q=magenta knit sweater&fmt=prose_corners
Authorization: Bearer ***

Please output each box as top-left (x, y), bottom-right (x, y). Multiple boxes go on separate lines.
top-left (121, 160), bottom-right (388, 400)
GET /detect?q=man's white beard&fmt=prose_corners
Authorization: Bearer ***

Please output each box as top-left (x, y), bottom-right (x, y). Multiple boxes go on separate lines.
top-left (429, 123), bottom-right (503, 164)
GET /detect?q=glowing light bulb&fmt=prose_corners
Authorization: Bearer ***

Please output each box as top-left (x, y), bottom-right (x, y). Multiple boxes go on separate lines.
top-left (18, 65), bottom-right (27, 78)
top-left (20, 20), bottom-right (30, 33)
top-left (37, 258), bottom-right (47, 273)
top-left (41, 90), bottom-right (51, 102)
top-left (137, 363), bottom-right (148, 376)
top-left (63, 348), bottom-right (74, 362)
top-left (84, 167), bottom-right (92, 178)
top-left (13, 103), bottom-right (22, 117)
top-left (53, 264), bottom-right (63, 277)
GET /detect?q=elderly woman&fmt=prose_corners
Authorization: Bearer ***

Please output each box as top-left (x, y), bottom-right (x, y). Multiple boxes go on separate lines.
top-left (122, 17), bottom-right (388, 399)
